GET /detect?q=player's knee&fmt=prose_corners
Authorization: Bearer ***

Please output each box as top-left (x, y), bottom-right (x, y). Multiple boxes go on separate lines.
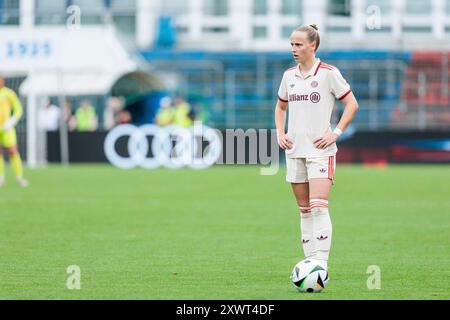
top-left (309, 195), bottom-right (328, 201)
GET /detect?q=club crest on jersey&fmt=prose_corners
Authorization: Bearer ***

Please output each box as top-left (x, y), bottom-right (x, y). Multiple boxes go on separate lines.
top-left (311, 80), bottom-right (318, 88)
top-left (310, 92), bottom-right (321, 103)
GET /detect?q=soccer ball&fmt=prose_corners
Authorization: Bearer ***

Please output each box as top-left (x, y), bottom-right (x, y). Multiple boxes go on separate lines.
top-left (291, 259), bottom-right (328, 293)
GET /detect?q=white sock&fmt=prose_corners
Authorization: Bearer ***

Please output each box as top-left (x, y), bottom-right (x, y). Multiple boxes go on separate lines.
top-left (299, 206), bottom-right (315, 258)
top-left (310, 198), bottom-right (332, 269)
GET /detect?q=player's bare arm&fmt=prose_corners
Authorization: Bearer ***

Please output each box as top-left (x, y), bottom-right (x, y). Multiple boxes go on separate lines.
top-left (274, 99), bottom-right (293, 150)
top-left (314, 92), bottom-right (359, 149)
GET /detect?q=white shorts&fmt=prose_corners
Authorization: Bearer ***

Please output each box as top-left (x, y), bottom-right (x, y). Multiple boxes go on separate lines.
top-left (286, 155), bottom-right (336, 183)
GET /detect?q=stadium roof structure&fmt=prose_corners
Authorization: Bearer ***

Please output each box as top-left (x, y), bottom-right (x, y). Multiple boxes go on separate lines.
top-left (17, 25), bottom-right (137, 96)
top-left (0, 25), bottom-right (138, 168)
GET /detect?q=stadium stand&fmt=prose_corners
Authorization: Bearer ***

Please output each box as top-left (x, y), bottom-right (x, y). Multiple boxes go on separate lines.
top-left (141, 50), bottom-right (409, 130)
top-left (394, 51), bottom-right (450, 130)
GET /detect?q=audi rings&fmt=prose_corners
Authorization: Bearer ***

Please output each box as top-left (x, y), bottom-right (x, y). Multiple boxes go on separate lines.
top-left (104, 124), bottom-right (222, 169)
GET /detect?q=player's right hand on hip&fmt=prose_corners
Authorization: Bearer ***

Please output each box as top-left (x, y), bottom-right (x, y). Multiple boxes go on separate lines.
top-left (276, 131), bottom-right (294, 150)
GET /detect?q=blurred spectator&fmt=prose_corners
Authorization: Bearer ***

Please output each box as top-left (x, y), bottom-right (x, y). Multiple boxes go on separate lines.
top-left (38, 101), bottom-right (60, 131)
top-left (155, 96), bottom-right (174, 126)
top-left (103, 96), bottom-right (123, 130)
top-left (63, 100), bottom-right (77, 131)
top-left (173, 96), bottom-right (193, 127)
top-left (192, 102), bottom-right (210, 124)
top-left (118, 109), bottom-right (132, 124)
top-left (75, 99), bottom-right (98, 131)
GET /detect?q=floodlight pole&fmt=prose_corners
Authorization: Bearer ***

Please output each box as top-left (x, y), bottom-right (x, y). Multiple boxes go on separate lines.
top-left (57, 71), bottom-right (70, 165)
top-left (26, 87), bottom-right (37, 168)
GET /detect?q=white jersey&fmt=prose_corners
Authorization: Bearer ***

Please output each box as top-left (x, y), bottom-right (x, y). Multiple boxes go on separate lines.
top-left (277, 58), bottom-right (351, 158)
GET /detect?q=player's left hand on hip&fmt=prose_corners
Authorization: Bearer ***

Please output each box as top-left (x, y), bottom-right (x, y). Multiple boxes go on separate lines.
top-left (314, 132), bottom-right (338, 149)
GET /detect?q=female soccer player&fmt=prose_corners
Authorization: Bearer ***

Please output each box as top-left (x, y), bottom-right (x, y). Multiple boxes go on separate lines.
top-left (0, 75), bottom-right (29, 187)
top-left (275, 25), bottom-right (359, 271)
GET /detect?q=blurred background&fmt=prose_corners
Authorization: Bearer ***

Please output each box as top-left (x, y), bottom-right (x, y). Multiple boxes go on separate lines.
top-left (1, 0), bottom-right (449, 166)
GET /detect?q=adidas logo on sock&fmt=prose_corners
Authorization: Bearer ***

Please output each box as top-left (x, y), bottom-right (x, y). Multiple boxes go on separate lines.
top-left (302, 239), bottom-right (310, 244)
top-left (316, 235), bottom-right (328, 241)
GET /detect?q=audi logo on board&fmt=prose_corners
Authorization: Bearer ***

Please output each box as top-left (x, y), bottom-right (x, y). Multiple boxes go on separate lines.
top-left (104, 124), bottom-right (222, 170)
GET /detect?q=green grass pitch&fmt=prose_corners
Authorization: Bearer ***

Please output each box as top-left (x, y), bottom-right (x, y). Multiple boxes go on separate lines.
top-left (0, 164), bottom-right (449, 299)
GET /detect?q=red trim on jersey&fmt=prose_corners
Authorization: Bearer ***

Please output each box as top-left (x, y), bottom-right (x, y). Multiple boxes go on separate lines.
top-left (319, 66), bottom-right (333, 70)
top-left (321, 62), bottom-right (335, 69)
top-left (338, 89), bottom-right (352, 100)
top-left (278, 95), bottom-right (288, 102)
top-left (313, 62), bottom-right (322, 76)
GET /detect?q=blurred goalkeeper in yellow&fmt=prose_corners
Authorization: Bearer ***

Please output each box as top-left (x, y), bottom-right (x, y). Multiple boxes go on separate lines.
top-left (0, 75), bottom-right (29, 187)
